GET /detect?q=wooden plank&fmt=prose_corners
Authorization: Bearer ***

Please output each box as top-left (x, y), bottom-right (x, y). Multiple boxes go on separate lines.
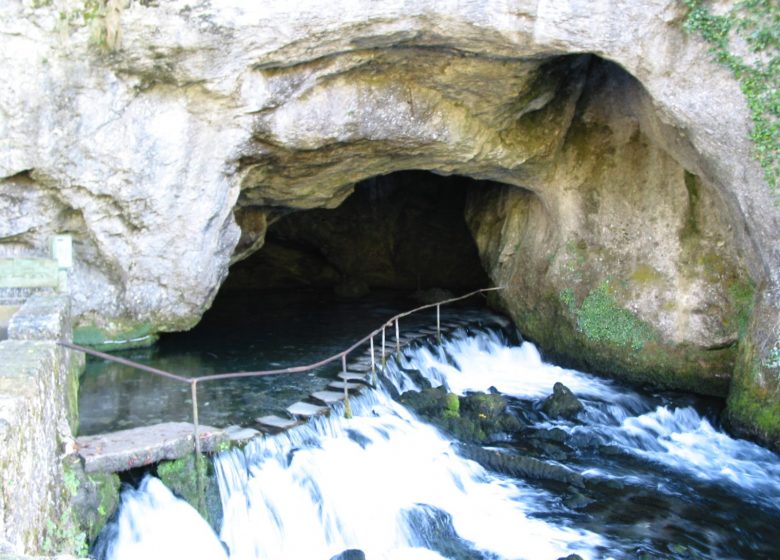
top-left (0, 258), bottom-right (59, 289)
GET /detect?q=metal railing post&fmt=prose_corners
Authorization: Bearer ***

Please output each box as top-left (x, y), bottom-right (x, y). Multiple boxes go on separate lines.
top-left (342, 354), bottom-right (352, 419)
top-left (436, 303), bottom-right (441, 343)
top-left (190, 379), bottom-right (206, 516)
top-left (370, 335), bottom-right (376, 386)
top-left (381, 324), bottom-right (386, 373)
top-left (395, 318), bottom-right (400, 359)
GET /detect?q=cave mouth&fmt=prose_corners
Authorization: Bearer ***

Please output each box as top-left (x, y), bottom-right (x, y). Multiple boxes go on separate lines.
top-left (209, 170), bottom-right (496, 324)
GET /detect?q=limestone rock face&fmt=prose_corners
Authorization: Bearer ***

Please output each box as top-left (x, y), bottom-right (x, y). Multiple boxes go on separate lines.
top-left (0, 1), bottom-right (778, 442)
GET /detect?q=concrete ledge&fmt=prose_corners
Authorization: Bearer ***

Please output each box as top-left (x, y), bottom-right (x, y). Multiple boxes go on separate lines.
top-left (8, 295), bottom-right (71, 343)
top-left (76, 422), bottom-right (228, 474)
top-left (0, 295), bottom-right (83, 554)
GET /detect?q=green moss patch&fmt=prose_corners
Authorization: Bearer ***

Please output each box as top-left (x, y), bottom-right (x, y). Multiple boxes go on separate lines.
top-left (682, 0), bottom-right (779, 197)
top-left (574, 282), bottom-right (655, 351)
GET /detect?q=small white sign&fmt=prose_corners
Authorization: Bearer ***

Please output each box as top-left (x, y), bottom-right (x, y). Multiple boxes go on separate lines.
top-left (51, 235), bottom-right (73, 269)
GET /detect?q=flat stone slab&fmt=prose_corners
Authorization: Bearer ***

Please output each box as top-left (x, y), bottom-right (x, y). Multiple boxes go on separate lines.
top-left (328, 381), bottom-right (364, 392)
top-left (310, 390), bottom-right (348, 405)
top-left (287, 401), bottom-right (329, 418)
top-left (224, 425), bottom-right (261, 444)
top-left (76, 422), bottom-right (226, 474)
top-left (256, 415), bottom-right (301, 433)
top-left (337, 372), bottom-right (371, 383)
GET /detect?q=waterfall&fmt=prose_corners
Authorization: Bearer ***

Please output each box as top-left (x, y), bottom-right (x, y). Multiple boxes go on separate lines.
top-left (99, 328), bottom-right (780, 560)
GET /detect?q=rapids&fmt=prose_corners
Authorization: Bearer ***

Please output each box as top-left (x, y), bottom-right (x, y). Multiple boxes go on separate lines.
top-left (96, 328), bottom-right (780, 560)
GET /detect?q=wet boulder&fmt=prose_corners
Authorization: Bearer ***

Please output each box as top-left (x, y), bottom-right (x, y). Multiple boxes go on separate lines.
top-left (542, 383), bottom-right (584, 420)
top-left (330, 550), bottom-right (366, 560)
top-left (401, 387), bottom-right (523, 443)
top-left (455, 443), bottom-right (584, 488)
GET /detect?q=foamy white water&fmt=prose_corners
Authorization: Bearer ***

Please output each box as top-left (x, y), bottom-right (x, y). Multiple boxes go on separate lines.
top-left (577, 405), bottom-right (780, 508)
top-left (215, 392), bottom-right (605, 560)
top-left (101, 328), bottom-right (780, 559)
top-left (103, 477), bottom-right (228, 560)
top-left (396, 329), bottom-right (780, 508)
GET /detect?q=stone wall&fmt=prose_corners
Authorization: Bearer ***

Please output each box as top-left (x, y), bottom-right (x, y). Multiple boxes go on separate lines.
top-left (0, 295), bottom-right (84, 555)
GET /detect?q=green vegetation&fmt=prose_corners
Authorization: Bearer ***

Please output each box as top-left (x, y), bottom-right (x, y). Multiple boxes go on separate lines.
top-left (766, 334), bottom-right (780, 370)
top-left (444, 392), bottom-right (460, 419)
top-left (728, 278), bottom-right (755, 337)
top-left (572, 281), bottom-right (655, 351)
top-left (682, 0), bottom-right (779, 196)
top-left (42, 467), bottom-right (88, 557)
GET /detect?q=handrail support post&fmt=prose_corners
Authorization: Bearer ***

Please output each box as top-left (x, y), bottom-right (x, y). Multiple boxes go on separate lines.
top-left (190, 380), bottom-right (206, 516)
top-left (436, 303), bottom-right (441, 343)
top-left (342, 354), bottom-right (352, 419)
top-left (395, 318), bottom-right (400, 359)
top-left (370, 335), bottom-right (377, 386)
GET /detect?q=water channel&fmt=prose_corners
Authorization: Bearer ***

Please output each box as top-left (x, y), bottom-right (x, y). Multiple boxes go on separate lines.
top-left (80, 292), bottom-right (780, 560)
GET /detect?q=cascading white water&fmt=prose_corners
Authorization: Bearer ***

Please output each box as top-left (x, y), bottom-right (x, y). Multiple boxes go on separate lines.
top-left (215, 393), bottom-right (605, 560)
top-left (101, 328), bottom-right (780, 560)
top-left (394, 329), bottom-right (780, 510)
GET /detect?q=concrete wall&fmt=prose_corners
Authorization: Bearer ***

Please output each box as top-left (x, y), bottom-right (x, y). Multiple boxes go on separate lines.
top-left (0, 295), bottom-right (83, 555)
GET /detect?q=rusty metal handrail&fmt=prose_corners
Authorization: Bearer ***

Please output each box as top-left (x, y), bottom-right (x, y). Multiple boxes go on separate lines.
top-left (60, 286), bottom-right (504, 462)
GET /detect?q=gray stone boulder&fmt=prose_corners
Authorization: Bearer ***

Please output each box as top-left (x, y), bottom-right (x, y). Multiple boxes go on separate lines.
top-left (542, 383), bottom-right (584, 420)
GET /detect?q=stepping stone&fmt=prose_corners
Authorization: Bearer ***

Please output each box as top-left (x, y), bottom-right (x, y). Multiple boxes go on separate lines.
top-left (256, 415), bottom-right (300, 433)
top-left (287, 401), bottom-right (328, 418)
top-left (224, 425), bottom-right (260, 444)
top-left (337, 372), bottom-right (371, 383)
top-left (348, 363), bottom-right (372, 372)
top-left (75, 422), bottom-right (227, 474)
top-left (328, 381), bottom-right (363, 393)
top-left (310, 390), bottom-right (347, 405)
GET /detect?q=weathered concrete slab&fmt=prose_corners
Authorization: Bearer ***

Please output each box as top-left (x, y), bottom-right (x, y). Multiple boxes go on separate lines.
top-left (337, 372), bottom-right (371, 383)
top-left (328, 381), bottom-right (363, 393)
top-left (224, 425), bottom-right (260, 444)
top-left (8, 295), bottom-right (71, 342)
top-left (76, 422), bottom-right (226, 474)
top-left (287, 401), bottom-right (329, 418)
top-left (256, 415), bottom-right (301, 433)
top-left (310, 390), bottom-right (347, 405)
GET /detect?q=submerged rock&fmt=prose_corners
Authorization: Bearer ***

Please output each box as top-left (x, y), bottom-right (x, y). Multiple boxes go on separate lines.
top-left (329, 550), bottom-right (366, 560)
top-left (542, 383), bottom-right (584, 420)
top-left (400, 387), bottom-right (523, 443)
top-left (455, 443), bottom-right (584, 488)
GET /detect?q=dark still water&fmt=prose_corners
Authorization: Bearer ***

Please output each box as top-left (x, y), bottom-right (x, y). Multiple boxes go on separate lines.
top-left (78, 290), bottom-right (489, 435)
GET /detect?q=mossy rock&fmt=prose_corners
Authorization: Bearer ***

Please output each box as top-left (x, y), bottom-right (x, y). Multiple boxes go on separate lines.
top-left (156, 455), bottom-right (223, 530)
top-left (401, 387), bottom-right (523, 443)
top-left (64, 457), bottom-right (120, 547)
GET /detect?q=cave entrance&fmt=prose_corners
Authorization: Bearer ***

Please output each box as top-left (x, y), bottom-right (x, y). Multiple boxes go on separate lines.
top-left (222, 170), bottom-right (492, 306)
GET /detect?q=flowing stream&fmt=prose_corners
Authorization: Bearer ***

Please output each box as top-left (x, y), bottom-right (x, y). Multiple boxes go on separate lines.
top-left (95, 325), bottom-right (780, 560)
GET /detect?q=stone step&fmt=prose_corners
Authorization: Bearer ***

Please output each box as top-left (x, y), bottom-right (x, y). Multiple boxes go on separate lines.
top-left (337, 372), bottom-right (371, 383)
top-left (75, 422), bottom-right (227, 474)
top-left (310, 390), bottom-right (348, 405)
top-left (256, 415), bottom-right (300, 433)
top-left (287, 401), bottom-right (329, 418)
top-left (224, 425), bottom-right (260, 444)
top-left (328, 381), bottom-right (364, 393)
top-left (348, 363), bottom-right (372, 373)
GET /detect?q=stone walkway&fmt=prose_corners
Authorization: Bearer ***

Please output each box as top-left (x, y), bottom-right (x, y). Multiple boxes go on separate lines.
top-left (74, 309), bottom-right (511, 471)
